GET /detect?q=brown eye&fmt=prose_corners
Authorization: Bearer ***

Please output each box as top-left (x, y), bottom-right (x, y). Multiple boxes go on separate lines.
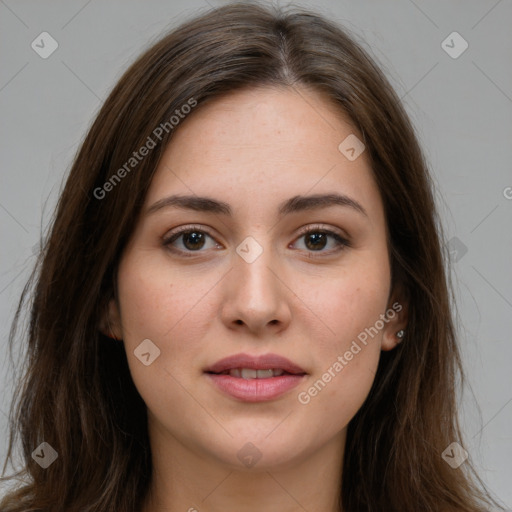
top-left (180, 231), bottom-right (207, 250)
top-left (304, 232), bottom-right (329, 251)
top-left (163, 226), bottom-right (220, 256)
top-left (293, 227), bottom-right (349, 255)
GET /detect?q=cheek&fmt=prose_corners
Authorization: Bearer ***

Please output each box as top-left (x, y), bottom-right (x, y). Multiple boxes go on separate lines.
top-left (116, 251), bottom-right (216, 344)
top-left (309, 347), bottom-right (380, 436)
top-left (295, 257), bottom-right (389, 422)
top-left (115, 255), bottom-right (203, 417)
top-left (304, 258), bottom-right (391, 351)
top-left (115, 251), bottom-right (221, 398)
top-left (298, 275), bottom-right (386, 429)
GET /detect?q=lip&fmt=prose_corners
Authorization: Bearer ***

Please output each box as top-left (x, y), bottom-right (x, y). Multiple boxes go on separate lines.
top-left (204, 352), bottom-right (307, 375)
top-left (204, 352), bottom-right (307, 403)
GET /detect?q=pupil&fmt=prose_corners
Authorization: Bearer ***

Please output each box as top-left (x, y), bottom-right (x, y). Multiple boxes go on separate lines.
top-left (306, 233), bottom-right (326, 250)
top-left (184, 232), bottom-right (204, 250)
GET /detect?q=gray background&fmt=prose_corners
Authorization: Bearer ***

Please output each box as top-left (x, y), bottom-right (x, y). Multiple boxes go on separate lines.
top-left (1, 0), bottom-right (511, 506)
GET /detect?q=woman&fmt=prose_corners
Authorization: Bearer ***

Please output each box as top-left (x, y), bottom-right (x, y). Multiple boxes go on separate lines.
top-left (0, 2), bottom-right (504, 511)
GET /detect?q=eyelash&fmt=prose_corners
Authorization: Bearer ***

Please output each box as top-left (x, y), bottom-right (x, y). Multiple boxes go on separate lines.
top-left (162, 224), bottom-right (350, 259)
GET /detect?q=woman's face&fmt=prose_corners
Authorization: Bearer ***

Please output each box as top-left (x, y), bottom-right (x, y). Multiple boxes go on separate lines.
top-left (109, 86), bottom-right (406, 470)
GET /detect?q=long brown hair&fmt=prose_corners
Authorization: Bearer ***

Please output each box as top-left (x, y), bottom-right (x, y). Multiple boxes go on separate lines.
top-left (0, 2), bottom-right (504, 511)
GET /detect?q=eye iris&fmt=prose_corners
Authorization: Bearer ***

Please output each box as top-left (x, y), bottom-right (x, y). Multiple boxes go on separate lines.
top-left (305, 232), bottom-right (327, 251)
top-left (183, 231), bottom-right (205, 250)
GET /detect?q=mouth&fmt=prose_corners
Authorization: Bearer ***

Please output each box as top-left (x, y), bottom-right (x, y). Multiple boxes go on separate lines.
top-left (207, 368), bottom-right (300, 379)
top-left (204, 353), bottom-right (307, 402)
top-left (204, 352), bottom-right (307, 377)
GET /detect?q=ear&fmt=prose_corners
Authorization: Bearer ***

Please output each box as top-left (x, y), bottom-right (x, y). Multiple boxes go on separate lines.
top-left (381, 292), bottom-right (408, 352)
top-left (99, 297), bottom-right (123, 340)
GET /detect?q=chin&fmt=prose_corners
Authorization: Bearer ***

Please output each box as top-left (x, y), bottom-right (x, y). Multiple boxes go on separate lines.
top-left (202, 432), bottom-right (310, 472)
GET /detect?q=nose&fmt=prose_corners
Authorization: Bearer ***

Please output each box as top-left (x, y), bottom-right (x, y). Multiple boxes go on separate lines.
top-left (220, 243), bottom-right (292, 335)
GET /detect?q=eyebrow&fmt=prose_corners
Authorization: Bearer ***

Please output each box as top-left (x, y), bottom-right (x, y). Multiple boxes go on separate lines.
top-left (146, 192), bottom-right (368, 218)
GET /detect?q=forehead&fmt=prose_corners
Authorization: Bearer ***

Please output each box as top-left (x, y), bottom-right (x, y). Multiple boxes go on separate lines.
top-left (145, 86), bottom-right (383, 222)
top-left (165, 86), bottom-right (358, 161)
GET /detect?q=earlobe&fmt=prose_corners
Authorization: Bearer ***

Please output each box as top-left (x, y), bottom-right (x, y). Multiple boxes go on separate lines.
top-left (99, 298), bottom-right (123, 340)
top-left (381, 326), bottom-right (407, 351)
top-left (381, 297), bottom-right (408, 351)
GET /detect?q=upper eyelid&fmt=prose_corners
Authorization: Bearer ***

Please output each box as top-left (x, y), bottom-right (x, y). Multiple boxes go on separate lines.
top-left (295, 223), bottom-right (348, 239)
top-left (163, 223), bottom-right (347, 238)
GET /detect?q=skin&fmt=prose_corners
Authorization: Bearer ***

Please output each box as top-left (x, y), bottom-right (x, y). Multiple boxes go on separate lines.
top-left (105, 85), bottom-right (407, 512)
